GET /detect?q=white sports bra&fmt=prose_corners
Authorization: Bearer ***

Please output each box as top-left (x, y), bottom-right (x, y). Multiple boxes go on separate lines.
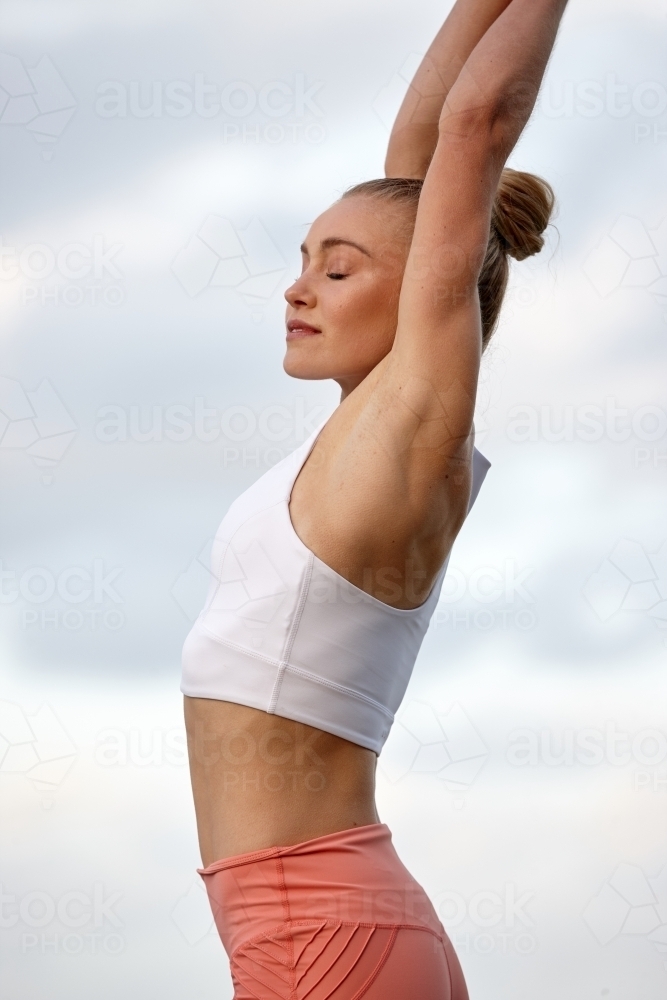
top-left (181, 415), bottom-right (490, 753)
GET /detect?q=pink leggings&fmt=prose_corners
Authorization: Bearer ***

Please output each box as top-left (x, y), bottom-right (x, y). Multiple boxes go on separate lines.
top-left (198, 823), bottom-right (468, 1000)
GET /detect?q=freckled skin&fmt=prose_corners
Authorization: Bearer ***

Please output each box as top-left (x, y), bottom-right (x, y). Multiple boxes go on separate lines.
top-left (283, 197), bottom-right (412, 398)
top-left (186, 197), bottom-right (412, 865)
top-left (186, 194), bottom-right (476, 862)
top-left (186, 0), bottom-right (568, 863)
top-left (284, 196), bottom-right (472, 612)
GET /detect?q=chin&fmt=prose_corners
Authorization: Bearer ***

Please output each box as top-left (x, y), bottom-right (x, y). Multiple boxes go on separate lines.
top-left (282, 353), bottom-right (327, 381)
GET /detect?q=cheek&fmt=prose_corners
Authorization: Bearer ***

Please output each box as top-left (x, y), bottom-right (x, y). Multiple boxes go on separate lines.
top-left (363, 279), bottom-right (402, 331)
top-left (340, 286), bottom-right (399, 361)
top-left (329, 276), bottom-right (400, 326)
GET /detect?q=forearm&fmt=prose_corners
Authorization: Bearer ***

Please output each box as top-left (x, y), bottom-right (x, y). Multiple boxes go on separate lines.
top-left (391, 0), bottom-right (568, 388)
top-left (385, 0), bottom-right (514, 179)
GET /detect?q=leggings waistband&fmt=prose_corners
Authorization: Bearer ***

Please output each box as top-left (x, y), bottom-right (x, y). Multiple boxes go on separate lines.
top-left (199, 822), bottom-right (445, 959)
top-left (198, 822), bottom-right (392, 875)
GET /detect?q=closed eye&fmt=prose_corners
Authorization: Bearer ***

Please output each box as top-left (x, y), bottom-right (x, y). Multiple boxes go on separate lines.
top-left (327, 272), bottom-right (348, 280)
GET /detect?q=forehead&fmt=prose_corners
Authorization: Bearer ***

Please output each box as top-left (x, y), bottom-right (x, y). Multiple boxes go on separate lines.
top-left (303, 196), bottom-right (407, 253)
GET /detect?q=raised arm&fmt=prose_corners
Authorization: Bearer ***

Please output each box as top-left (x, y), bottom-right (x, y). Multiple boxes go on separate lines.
top-left (289, 0), bottom-right (569, 611)
top-left (358, 0), bottom-right (569, 561)
top-left (385, 0), bottom-right (514, 179)
top-left (388, 0), bottom-right (569, 425)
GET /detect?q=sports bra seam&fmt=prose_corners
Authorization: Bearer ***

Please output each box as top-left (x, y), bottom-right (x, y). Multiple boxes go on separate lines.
top-left (282, 552), bottom-right (314, 665)
top-left (196, 621), bottom-right (280, 667)
top-left (281, 663), bottom-right (394, 718)
top-left (189, 621), bottom-right (394, 718)
top-left (267, 552), bottom-right (314, 714)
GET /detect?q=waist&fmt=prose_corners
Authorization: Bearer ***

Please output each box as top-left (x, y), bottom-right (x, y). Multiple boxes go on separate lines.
top-left (184, 697), bottom-right (379, 865)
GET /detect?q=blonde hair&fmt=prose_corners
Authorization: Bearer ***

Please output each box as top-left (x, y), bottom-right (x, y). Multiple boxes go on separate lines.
top-left (342, 168), bottom-right (555, 350)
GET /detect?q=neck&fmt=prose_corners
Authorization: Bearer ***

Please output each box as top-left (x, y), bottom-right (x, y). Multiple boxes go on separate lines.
top-left (336, 351), bottom-right (395, 403)
top-left (335, 372), bottom-right (369, 403)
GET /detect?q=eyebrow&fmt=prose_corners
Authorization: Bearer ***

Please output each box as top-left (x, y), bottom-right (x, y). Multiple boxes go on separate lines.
top-left (299, 237), bottom-right (372, 258)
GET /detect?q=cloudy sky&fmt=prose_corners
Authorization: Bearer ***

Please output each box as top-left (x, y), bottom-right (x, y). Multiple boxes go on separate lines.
top-left (1, 0), bottom-right (666, 997)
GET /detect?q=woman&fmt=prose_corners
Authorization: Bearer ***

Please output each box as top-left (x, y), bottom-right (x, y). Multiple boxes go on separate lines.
top-left (182, 1), bottom-right (568, 996)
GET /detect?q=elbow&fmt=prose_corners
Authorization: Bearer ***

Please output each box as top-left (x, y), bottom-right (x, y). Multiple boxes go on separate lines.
top-left (437, 103), bottom-right (503, 158)
top-left (438, 86), bottom-right (537, 155)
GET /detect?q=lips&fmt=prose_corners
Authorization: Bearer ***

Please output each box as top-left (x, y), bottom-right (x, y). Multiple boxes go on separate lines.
top-left (286, 319), bottom-right (321, 340)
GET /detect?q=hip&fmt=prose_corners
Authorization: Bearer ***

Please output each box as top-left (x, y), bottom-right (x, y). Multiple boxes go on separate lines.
top-left (198, 822), bottom-right (468, 1000)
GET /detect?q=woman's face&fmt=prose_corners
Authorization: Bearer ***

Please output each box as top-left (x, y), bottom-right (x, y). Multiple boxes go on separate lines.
top-left (283, 196), bottom-right (412, 397)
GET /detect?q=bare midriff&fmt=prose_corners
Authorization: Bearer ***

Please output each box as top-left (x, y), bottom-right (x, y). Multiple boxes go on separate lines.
top-left (184, 696), bottom-right (380, 867)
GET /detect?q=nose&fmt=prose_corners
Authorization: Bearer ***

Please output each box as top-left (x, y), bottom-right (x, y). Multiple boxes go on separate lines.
top-left (284, 271), bottom-right (315, 309)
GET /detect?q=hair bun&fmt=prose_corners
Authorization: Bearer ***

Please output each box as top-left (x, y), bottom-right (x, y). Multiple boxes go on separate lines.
top-left (492, 168), bottom-right (555, 261)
